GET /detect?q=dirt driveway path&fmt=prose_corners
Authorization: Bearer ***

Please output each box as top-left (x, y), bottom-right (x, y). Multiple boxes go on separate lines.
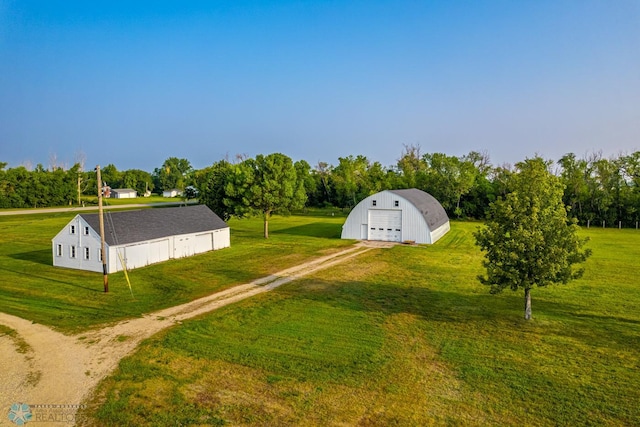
top-left (0, 243), bottom-right (379, 426)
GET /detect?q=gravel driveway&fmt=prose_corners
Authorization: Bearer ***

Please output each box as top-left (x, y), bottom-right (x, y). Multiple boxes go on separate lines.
top-left (0, 243), bottom-right (375, 426)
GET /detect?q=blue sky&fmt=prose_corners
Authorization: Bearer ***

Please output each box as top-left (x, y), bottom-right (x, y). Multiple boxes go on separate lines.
top-left (1, 0), bottom-right (639, 171)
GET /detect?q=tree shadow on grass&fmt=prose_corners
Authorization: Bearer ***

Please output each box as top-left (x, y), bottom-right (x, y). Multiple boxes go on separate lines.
top-left (9, 249), bottom-right (52, 266)
top-left (0, 265), bottom-right (103, 293)
top-left (277, 222), bottom-right (342, 239)
top-left (273, 279), bottom-right (640, 354)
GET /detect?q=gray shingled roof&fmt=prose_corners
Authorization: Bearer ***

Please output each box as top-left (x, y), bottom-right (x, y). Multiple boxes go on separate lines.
top-left (389, 189), bottom-right (449, 229)
top-left (80, 205), bottom-right (228, 246)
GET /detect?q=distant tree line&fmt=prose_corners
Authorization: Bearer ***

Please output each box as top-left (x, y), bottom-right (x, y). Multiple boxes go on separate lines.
top-left (0, 162), bottom-right (80, 208)
top-left (2, 148), bottom-right (640, 227)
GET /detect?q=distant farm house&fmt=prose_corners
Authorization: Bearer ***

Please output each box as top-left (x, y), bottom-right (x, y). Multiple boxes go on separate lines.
top-left (52, 205), bottom-right (230, 273)
top-left (341, 189), bottom-right (450, 244)
top-left (110, 188), bottom-right (137, 199)
top-left (163, 189), bottom-right (182, 198)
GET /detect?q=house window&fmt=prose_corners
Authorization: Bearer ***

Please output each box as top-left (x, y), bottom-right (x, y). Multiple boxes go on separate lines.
top-left (394, 200), bottom-right (399, 207)
top-left (372, 200), bottom-right (377, 206)
top-left (70, 225), bottom-right (75, 234)
top-left (84, 247), bottom-right (90, 260)
top-left (70, 246), bottom-right (76, 258)
top-left (98, 249), bottom-right (103, 262)
top-left (56, 244), bottom-right (62, 257)
top-left (84, 226), bottom-right (89, 235)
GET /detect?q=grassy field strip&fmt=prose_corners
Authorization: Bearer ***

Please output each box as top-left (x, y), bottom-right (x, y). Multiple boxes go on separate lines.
top-left (261, 244), bottom-right (373, 289)
top-left (158, 244), bottom-right (373, 322)
top-left (251, 244), bottom-right (368, 286)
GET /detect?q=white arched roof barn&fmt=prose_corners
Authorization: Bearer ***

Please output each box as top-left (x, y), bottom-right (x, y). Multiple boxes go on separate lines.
top-left (341, 189), bottom-right (450, 244)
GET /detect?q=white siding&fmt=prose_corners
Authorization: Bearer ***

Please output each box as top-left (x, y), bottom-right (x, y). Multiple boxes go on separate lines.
top-left (148, 239), bottom-right (171, 265)
top-left (52, 215), bottom-right (106, 273)
top-left (430, 222), bottom-right (451, 244)
top-left (195, 232), bottom-right (213, 252)
top-left (54, 217), bottom-right (230, 273)
top-left (113, 239), bottom-right (171, 271)
top-left (212, 228), bottom-right (231, 250)
top-left (112, 190), bottom-right (137, 199)
top-left (108, 230), bottom-right (230, 272)
top-left (173, 235), bottom-right (195, 259)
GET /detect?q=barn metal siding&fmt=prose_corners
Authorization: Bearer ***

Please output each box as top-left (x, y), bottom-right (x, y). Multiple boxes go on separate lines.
top-left (52, 215), bottom-right (106, 273)
top-left (53, 209), bottom-right (231, 273)
top-left (341, 189), bottom-right (450, 244)
top-left (430, 222), bottom-right (451, 244)
top-left (212, 228), bottom-right (231, 250)
top-left (107, 229), bottom-right (231, 273)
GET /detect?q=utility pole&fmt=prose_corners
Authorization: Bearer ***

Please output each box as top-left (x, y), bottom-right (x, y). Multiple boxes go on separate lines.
top-left (77, 173), bottom-right (82, 206)
top-left (96, 165), bottom-right (109, 293)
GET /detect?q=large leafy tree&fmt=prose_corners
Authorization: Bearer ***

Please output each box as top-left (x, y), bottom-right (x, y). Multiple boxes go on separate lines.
top-left (194, 159), bottom-right (234, 221)
top-left (557, 153), bottom-right (589, 222)
top-left (121, 169), bottom-right (154, 196)
top-left (294, 159), bottom-right (316, 202)
top-left (331, 155), bottom-right (371, 209)
top-left (474, 157), bottom-right (591, 320)
top-left (154, 157), bottom-right (193, 192)
top-left (101, 164), bottom-right (122, 188)
top-left (226, 153), bottom-right (307, 238)
top-left (423, 152), bottom-right (478, 217)
top-left (395, 144), bottom-right (427, 189)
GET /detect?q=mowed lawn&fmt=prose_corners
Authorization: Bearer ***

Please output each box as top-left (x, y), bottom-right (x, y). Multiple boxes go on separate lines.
top-left (0, 208), bottom-right (352, 332)
top-left (81, 221), bottom-right (640, 426)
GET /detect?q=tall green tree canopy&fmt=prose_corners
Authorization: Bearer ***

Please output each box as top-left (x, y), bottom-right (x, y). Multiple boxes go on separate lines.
top-left (121, 169), bottom-right (154, 195)
top-left (474, 157), bottom-right (591, 320)
top-left (422, 152), bottom-right (478, 217)
top-left (154, 157), bottom-right (193, 192)
top-left (195, 159), bottom-right (234, 221)
top-left (225, 153), bottom-right (307, 238)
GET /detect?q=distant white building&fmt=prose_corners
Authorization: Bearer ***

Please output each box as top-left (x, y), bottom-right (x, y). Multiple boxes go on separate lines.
top-left (163, 189), bottom-right (182, 198)
top-left (110, 188), bottom-right (137, 199)
top-left (341, 189), bottom-right (450, 244)
top-left (52, 205), bottom-right (230, 273)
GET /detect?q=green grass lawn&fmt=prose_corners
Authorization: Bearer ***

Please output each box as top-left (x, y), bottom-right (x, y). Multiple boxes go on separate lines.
top-left (0, 208), bottom-right (351, 332)
top-left (79, 221), bottom-right (640, 426)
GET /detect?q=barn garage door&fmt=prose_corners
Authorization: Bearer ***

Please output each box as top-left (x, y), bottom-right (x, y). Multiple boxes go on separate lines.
top-left (368, 210), bottom-right (402, 242)
top-left (195, 232), bottom-right (213, 252)
top-left (122, 239), bottom-right (170, 270)
top-left (148, 239), bottom-right (170, 264)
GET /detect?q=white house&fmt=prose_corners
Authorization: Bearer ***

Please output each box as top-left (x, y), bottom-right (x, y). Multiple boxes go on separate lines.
top-left (163, 189), bottom-right (182, 198)
top-left (110, 188), bottom-right (137, 199)
top-left (341, 189), bottom-right (450, 244)
top-left (52, 205), bottom-right (230, 273)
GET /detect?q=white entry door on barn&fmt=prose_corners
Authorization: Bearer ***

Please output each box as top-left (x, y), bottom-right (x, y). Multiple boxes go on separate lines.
top-left (368, 209), bottom-right (402, 242)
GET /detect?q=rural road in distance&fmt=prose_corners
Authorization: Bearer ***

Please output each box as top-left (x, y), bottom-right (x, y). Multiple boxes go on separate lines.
top-left (0, 202), bottom-right (195, 216)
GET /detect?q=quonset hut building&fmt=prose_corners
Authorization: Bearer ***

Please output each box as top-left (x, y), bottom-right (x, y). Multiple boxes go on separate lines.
top-left (341, 189), bottom-right (450, 244)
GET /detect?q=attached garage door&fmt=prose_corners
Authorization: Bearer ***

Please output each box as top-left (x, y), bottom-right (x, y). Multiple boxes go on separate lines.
top-left (121, 239), bottom-right (170, 270)
top-left (173, 236), bottom-right (194, 258)
top-left (368, 209), bottom-right (402, 242)
top-left (195, 232), bottom-right (214, 253)
top-left (148, 239), bottom-right (170, 264)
